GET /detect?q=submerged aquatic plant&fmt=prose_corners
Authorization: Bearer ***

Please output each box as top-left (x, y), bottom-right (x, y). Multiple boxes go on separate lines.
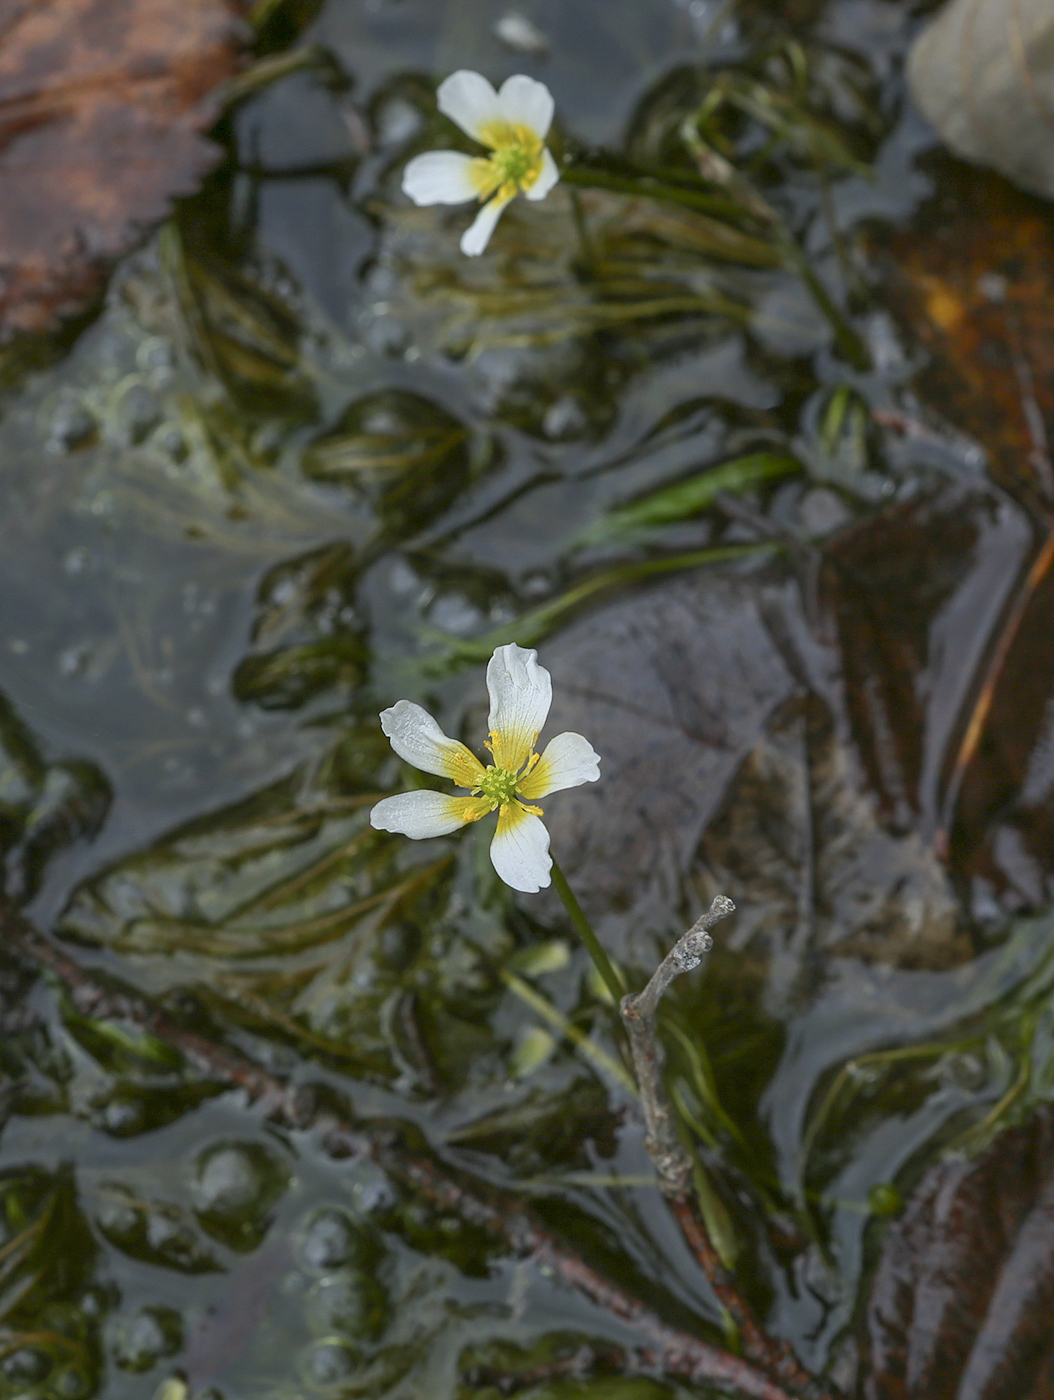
top-left (402, 71), bottom-right (560, 255)
top-left (370, 643), bottom-right (598, 891)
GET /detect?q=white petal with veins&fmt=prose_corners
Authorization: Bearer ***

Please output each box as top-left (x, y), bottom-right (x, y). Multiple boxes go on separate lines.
top-left (518, 731), bottom-right (600, 799)
top-left (486, 643), bottom-right (552, 770)
top-left (402, 150), bottom-right (480, 205)
top-left (380, 700), bottom-right (486, 785)
top-left (490, 802), bottom-right (552, 891)
top-left (496, 73), bottom-right (554, 138)
top-left (460, 192), bottom-right (513, 256)
top-left (371, 791), bottom-right (487, 839)
top-left (526, 146), bottom-right (560, 200)
top-left (438, 69), bottom-right (504, 143)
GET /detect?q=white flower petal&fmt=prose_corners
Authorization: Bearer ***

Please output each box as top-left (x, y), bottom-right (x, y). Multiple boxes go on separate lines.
top-left (490, 802), bottom-right (551, 892)
top-left (460, 192), bottom-right (513, 256)
top-left (525, 146), bottom-right (559, 201)
top-left (402, 150), bottom-right (480, 206)
top-left (486, 643), bottom-right (552, 771)
top-left (370, 791), bottom-right (491, 839)
top-left (517, 732), bottom-right (600, 799)
top-left (496, 74), bottom-right (554, 139)
top-left (380, 700), bottom-right (486, 786)
top-left (437, 69), bottom-right (503, 143)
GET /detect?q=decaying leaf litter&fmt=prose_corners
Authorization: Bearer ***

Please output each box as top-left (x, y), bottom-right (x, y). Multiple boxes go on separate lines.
top-left (0, 0), bottom-right (255, 347)
top-left (4, 0), bottom-right (1054, 1397)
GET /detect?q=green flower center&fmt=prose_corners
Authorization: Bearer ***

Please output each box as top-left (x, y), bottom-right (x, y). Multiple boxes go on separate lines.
top-left (493, 142), bottom-right (537, 186)
top-left (478, 765), bottom-right (519, 805)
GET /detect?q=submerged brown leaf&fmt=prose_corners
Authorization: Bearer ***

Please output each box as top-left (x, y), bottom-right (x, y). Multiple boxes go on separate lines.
top-left (820, 480), bottom-right (1054, 916)
top-left (864, 1106), bottom-right (1054, 1400)
top-left (846, 164), bottom-right (1054, 913)
top-left (0, 0), bottom-right (249, 340)
top-left (541, 566), bottom-right (966, 968)
top-left (820, 485), bottom-right (1030, 835)
top-left (879, 164), bottom-right (1054, 507)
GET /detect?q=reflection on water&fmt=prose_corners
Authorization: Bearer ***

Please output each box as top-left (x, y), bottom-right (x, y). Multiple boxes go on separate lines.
top-left (1, 0), bottom-right (1054, 1397)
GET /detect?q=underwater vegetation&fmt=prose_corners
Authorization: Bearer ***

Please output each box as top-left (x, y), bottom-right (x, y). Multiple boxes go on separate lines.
top-left (3, 0), bottom-right (1054, 1398)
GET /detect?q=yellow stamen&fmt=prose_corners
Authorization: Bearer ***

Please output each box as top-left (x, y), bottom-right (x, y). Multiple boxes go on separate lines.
top-left (489, 725), bottom-right (537, 773)
top-left (443, 747), bottom-right (488, 789)
top-left (467, 123), bottom-right (545, 201)
top-left (448, 794), bottom-right (498, 825)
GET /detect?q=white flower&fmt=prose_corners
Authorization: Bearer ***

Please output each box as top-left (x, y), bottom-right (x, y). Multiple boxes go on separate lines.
top-left (370, 643), bottom-right (599, 892)
top-left (402, 70), bottom-right (561, 256)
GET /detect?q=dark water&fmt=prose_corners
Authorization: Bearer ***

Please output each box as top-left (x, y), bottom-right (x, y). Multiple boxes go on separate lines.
top-left (2, 1), bottom-right (1054, 1397)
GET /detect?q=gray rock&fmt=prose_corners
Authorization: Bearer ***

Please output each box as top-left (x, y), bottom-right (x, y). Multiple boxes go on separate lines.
top-left (908, 0), bottom-right (1054, 199)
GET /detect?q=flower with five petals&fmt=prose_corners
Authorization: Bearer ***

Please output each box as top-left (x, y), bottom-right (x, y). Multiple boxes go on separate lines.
top-left (401, 70), bottom-right (560, 256)
top-left (370, 644), bottom-right (599, 892)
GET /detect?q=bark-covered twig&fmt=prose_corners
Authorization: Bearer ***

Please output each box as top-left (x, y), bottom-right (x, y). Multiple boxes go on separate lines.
top-left (620, 897), bottom-right (838, 1400)
top-left (619, 897), bottom-right (735, 1195)
top-left (0, 903), bottom-right (801, 1400)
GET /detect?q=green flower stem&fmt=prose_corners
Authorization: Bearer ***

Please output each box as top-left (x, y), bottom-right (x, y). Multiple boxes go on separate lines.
top-left (550, 858), bottom-right (625, 1005)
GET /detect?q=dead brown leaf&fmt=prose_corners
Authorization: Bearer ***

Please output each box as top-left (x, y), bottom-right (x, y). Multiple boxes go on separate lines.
top-left (841, 166), bottom-right (1054, 915)
top-left (863, 1106), bottom-right (1054, 1400)
top-left (878, 163), bottom-right (1054, 510)
top-left (0, 0), bottom-right (249, 340)
top-left (539, 566), bottom-right (967, 969)
top-left (818, 481), bottom-right (1054, 915)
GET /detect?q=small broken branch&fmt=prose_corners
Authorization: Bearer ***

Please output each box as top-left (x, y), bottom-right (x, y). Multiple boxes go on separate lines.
top-left (0, 902), bottom-right (801, 1400)
top-left (620, 897), bottom-right (839, 1400)
top-left (620, 898), bottom-right (734, 1195)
